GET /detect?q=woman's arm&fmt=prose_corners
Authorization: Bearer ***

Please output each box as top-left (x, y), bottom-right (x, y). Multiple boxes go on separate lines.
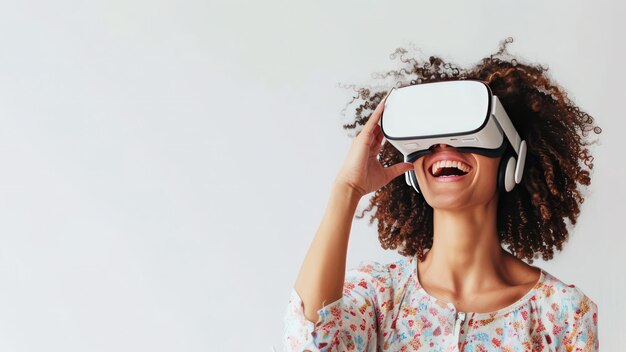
top-left (293, 180), bottom-right (361, 323)
top-left (284, 91), bottom-right (413, 351)
top-left (292, 90), bottom-right (412, 324)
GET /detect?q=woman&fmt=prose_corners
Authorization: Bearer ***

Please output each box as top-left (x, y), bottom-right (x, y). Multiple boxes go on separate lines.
top-left (282, 38), bottom-right (600, 351)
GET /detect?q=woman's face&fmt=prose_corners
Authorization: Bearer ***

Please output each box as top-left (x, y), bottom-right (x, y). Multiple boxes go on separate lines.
top-left (413, 144), bottom-right (502, 210)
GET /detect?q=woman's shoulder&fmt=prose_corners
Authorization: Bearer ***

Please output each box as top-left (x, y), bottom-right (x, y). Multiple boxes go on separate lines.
top-left (350, 255), bottom-right (414, 276)
top-left (346, 256), bottom-right (415, 290)
top-left (535, 268), bottom-right (598, 314)
top-left (533, 268), bottom-right (599, 349)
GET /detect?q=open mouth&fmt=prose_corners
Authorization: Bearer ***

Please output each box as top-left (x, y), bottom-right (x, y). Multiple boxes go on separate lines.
top-left (429, 161), bottom-right (471, 178)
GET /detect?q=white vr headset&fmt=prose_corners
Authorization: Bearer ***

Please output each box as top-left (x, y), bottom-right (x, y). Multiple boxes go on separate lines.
top-left (379, 80), bottom-right (527, 194)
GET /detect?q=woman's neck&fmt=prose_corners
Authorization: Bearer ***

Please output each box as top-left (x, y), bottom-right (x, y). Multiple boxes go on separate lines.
top-left (420, 194), bottom-right (507, 296)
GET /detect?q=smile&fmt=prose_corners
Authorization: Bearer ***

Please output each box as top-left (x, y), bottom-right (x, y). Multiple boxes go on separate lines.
top-left (428, 159), bottom-right (471, 183)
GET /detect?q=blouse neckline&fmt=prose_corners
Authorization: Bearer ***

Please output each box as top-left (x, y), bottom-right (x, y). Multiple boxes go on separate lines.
top-left (411, 256), bottom-right (545, 320)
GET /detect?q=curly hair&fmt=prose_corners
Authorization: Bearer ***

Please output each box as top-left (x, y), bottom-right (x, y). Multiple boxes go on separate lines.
top-left (340, 37), bottom-right (602, 264)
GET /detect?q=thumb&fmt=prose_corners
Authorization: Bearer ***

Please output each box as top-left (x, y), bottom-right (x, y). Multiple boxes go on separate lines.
top-left (386, 162), bottom-right (414, 179)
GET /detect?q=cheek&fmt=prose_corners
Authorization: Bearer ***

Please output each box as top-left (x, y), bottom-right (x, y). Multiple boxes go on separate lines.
top-left (414, 159), bottom-right (435, 185)
top-left (490, 158), bottom-right (503, 175)
top-left (480, 158), bottom-right (502, 184)
top-left (415, 159), bottom-right (427, 177)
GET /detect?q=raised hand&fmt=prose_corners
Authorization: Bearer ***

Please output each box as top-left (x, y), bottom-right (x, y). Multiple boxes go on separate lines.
top-left (335, 91), bottom-right (414, 198)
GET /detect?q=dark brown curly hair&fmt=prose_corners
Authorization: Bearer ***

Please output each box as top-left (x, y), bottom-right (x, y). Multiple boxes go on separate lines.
top-left (340, 37), bottom-right (602, 264)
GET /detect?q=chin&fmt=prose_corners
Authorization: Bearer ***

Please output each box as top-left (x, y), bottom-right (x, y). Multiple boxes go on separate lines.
top-left (425, 187), bottom-right (499, 211)
top-left (424, 193), bottom-right (472, 210)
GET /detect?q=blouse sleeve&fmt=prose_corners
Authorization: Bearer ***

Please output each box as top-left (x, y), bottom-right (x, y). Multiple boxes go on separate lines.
top-left (560, 289), bottom-right (599, 352)
top-left (571, 296), bottom-right (599, 351)
top-left (282, 261), bottom-right (391, 352)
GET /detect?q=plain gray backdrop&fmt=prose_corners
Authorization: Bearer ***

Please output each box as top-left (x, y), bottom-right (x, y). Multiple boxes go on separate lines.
top-left (0, 0), bottom-right (624, 351)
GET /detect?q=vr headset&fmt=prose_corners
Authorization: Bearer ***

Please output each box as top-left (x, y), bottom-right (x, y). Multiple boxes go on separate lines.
top-left (379, 80), bottom-right (527, 194)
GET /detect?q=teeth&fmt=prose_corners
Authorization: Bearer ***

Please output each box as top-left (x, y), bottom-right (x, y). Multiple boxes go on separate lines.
top-left (431, 160), bottom-right (471, 176)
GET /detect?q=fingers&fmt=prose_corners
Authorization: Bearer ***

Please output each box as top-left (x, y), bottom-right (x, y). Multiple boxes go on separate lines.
top-left (370, 139), bottom-right (383, 158)
top-left (361, 89), bottom-right (394, 136)
top-left (369, 126), bottom-right (384, 153)
top-left (384, 162), bottom-right (414, 182)
top-left (363, 100), bottom-right (384, 134)
top-left (368, 123), bottom-right (382, 146)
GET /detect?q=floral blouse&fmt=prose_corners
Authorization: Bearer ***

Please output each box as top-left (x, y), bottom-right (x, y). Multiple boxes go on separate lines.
top-left (282, 256), bottom-right (598, 351)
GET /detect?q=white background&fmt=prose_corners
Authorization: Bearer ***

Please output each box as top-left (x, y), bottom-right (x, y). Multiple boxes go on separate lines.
top-left (0, 0), bottom-right (624, 351)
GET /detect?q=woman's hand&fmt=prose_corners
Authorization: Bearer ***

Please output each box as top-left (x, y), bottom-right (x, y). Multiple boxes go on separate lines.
top-left (335, 91), bottom-right (414, 198)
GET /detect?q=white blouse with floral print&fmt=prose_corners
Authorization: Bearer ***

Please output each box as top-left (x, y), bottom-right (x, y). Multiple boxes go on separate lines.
top-left (282, 256), bottom-right (598, 351)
